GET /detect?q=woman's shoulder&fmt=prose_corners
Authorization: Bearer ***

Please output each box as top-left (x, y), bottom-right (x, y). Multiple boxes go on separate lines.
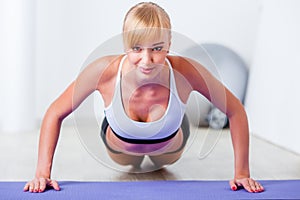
top-left (166, 55), bottom-right (195, 102)
top-left (90, 54), bottom-right (124, 70)
top-left (167, 55), bottom-right (206, 73)
top-left (166, 54), bottom-right (209, 86)
top-left (167, 55), bottom-right (197, 73)
top-left (77, 54), bottom-right (124, 87)
top-left (84, 54), bottom-right (124, 76)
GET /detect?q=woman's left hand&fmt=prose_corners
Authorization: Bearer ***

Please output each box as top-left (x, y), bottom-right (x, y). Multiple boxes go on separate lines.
top-left (229, 178), bottom-right (264, 193)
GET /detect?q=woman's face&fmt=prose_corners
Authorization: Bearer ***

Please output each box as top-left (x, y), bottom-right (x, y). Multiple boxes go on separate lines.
top-left (126, 39), bottom-right (170, 80)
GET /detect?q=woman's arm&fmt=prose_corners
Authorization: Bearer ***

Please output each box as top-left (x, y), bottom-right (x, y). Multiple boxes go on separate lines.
top-left (23, 79), bottom-right (86, 192)
top-left (177, 56), bottom-right (264, 193)
top-left (23, 56), bottom-right (116, 193)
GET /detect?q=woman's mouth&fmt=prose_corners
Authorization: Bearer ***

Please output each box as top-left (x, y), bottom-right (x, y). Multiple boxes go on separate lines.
top-left (139, 66), bottom-right (154, 74)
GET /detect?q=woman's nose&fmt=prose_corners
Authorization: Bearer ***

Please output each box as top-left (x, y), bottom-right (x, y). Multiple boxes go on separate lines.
top-left (140, 49), bottom-right (153, 64)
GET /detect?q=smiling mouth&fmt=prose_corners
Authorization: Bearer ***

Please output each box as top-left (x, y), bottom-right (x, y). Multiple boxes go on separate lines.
top-left (139, 66), bottom-right (154, 74)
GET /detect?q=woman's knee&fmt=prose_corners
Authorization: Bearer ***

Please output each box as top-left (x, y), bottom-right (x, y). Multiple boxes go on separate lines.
top-left (149, 149), bottom-right (184, 167)
top-left (107, 150), bottom-right (144, 167)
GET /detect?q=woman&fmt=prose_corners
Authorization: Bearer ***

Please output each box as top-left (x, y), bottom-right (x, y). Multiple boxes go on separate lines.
top-left (24, 2), bottom-right (264, 193)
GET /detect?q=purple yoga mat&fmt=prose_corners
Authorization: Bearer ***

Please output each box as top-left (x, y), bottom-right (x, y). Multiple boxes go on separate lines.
top-left (1, 180), bottom-right (300, 200)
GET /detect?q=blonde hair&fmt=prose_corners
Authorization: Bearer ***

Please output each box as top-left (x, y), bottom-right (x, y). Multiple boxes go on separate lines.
top-left (123, 2), bottom-right (171, 50)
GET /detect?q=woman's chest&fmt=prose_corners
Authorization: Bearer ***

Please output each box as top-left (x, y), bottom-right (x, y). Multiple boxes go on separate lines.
top-left (122, 84), bottom-right (170, 122)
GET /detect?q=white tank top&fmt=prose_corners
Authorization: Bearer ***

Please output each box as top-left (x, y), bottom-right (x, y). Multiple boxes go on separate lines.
top-left (104, 55), bottom-right (186, 140)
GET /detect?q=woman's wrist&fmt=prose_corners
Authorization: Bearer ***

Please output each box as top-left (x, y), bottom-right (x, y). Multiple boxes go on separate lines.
top-left (234, 169), bottom-right (250, 179)
top-left (35, 164), bottom-right (52, 178)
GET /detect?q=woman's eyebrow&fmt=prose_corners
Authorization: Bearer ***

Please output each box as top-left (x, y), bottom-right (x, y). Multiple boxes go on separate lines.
top-left (152, 42), bottom-right (165, 46)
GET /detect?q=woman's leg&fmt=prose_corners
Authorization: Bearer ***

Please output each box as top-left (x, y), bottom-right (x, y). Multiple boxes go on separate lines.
top-left (100, 118), bottom-right (144, 167)
top-left (149, 147), bottom-right (184, 168)
top-left (106, 150), bottom-right (144, 168)
top-left (149, 115), bottom-right (190, 167)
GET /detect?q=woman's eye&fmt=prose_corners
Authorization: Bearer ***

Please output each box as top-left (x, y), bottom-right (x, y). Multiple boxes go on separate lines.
top-left (152, 46), bottom-right (163, 51)
top-left (132, 46), bottom-right (142, 52)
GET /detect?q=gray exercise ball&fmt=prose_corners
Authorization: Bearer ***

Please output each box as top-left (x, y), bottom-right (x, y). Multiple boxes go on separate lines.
top-left (185, 43), bottom-right (249, 129)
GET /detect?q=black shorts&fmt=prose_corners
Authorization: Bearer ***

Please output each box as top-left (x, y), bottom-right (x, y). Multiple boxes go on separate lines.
top-left (100, 114), bottom-right (190, 154)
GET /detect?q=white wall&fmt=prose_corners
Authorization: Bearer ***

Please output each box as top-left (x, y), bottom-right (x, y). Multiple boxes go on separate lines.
top-left (0, 0), bottom-right (36, 132)
top-left (245, 0), bottom-right (300, 154)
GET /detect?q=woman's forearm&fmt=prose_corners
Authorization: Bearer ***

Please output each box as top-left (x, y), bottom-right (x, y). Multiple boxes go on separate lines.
top-left (35, 105), bottom-right (63, 178)
top-left (228, 103), bottom-right (250, 178)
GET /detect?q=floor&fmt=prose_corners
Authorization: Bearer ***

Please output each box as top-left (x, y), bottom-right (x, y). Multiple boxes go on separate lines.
top-left (1, 122), bottom-right (300, 182)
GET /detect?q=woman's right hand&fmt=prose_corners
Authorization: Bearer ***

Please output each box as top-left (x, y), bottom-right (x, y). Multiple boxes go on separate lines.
top-left (23, 177), bottom-right (60, 193)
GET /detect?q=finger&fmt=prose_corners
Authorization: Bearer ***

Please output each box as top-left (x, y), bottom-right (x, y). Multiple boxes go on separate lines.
top-left (23, 182), bottom-right (30, 192)
top-left (33, 179), bottom-right (40, 193)
top-left (39, 178), bottom-right (47, 193)
top-left (243, 179), bottom-right (254, 193)
top-left (254, 181), bottom-right (264, 192)
top-left (229, 180), bottom-right (237, 191)
top-left (248, 179), bottom-right (264, 193)
top-left (48, 179), bottom-right (60, 191)
top-left (29, 182), bottom-right (34, 193)
top-left (248, 178), bottom-right (257, 192)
